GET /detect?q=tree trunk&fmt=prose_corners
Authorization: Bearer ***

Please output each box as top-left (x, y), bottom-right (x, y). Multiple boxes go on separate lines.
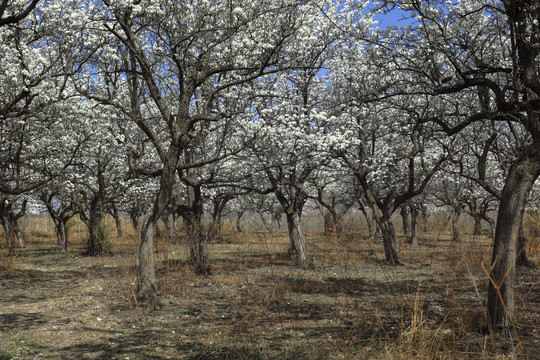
top-left (359, 186), bottom-right (401, 264)
top-left (184, 184), bottom-right (211, 275)
top-left (286, 211), bottom-right (311, 269)
top-left (516, 228), bottom-right (532, 267)
top-left (55, 219), bottom-right (68, 252)
top-left (2, 220), bottom-right (16, 257)
top-left (188, 222), bottom-right (210, 275)
top-left (409, 206), bottom-right (418, 246)
top-left (473, 215), bottom-right (482, 236)
top-left (235, 211), bottom-right (243, 232)
top-left (111, 206), bottom-right (123, 239)
top-left (487, 141), bottom-right (540, 328)
top-left (139, 213), bottom-right (160, 308)
top-left (358, 202), bottom-right (373, 239)
top-left (379, 217), bottom-right (401, 265)
top-left (400, 205), bottom-right (409, 237)
top-left (130, 211), bottom-right (140, 231)
top-left (12, 220), bottom-right (24, 248)
top-left (323, 211), bottom-right (335, 236)
top-left (421, 204), bottom-right (429, 233)
top-left (87, 211), bottom-right (105, 256)
top-left (451, 207), bottom-right (461, 242)
top-left (208, 209), bottom-right (223, 242)
top-left (162, 214), bottom-right (180, 244)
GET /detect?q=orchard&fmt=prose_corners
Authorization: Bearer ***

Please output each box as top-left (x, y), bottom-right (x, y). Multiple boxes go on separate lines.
top-left (1, 1), bottom-right (539, 358)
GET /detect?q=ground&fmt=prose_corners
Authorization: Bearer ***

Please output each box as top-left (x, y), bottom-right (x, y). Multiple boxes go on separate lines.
top-left (0, 220), bottom-right (539, 359)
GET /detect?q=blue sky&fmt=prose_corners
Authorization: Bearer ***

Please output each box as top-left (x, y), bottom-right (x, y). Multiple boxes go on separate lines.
top-left (373, 7), bottom-right (413, 28)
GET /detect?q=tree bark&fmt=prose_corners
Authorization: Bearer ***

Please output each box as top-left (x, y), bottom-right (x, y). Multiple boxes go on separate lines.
top-left (235, 211), bottom-right (244, 232)
top-left (487, 140), bottom-right (540, 328)
top-left (55, 220), bottom-right (68, 252)
top-left (360, 187), bottom-right (401, 264)
top-left (451, 206), bottom-right (461, 242)
top-left (400, 205), bottom-right (409, 237)
top-left (188, 222), bottom-right (210, 275)
top-left (139, 213), bottom-right (160, 308)
top-left (110, 205), bottom-right (123, 239)
top-left (162, 213), bottom-right (180, 244)
top-left (12, 219), bottom-right (24, 248)
top-left (183, 184), bottom-right (211, 275)
top-left (358, 202), bottom-right (373, 239)
top-left (379, 216), bottom-right (401, 265)
top-left (323, 211), bottom-right (335, 236)
top-left (473, 215), bottom-right (482, 236)
top-left (286, 211), bottom-right (311, 269)
top-left (421, 204), bottom-right (429, 233)
top-left (138, 140), bottom-right (182, 309)
top-left (87, 210), bottom-right (105, 256)
top-left (2, 220), bottom-right (16, 256)
top-left (409, 206), bottom-right (418, 246)
top-left (516, 228), bottom-right (532, 267)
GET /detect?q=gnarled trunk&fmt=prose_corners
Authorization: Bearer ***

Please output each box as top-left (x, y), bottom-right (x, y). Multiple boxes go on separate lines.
top-left (379, 216), bottom-right (401, 265)
top-left (487, 140), bottom-right (540, 328)
top-left (286, 211), bottom-right (310, 269)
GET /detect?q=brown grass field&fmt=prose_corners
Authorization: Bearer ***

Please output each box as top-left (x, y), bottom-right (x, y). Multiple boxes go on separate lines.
top-left (0, 214), bottom-right (539, 359)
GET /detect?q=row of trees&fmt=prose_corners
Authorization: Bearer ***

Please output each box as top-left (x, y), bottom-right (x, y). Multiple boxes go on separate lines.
top-left (1, 0), bottom-right (539, 330)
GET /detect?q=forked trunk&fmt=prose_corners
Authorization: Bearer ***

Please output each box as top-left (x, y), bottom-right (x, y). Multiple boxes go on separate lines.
top-left (286, 211), bottom-right (311, 269)
top-left (379, 217), bottom-right (401, 265)
top-left (487, 140), bottom-right (540, 328)
top-left (13, 221), bottom-right (24, 248)
top-left (3, 221), bottom-right (15, 256)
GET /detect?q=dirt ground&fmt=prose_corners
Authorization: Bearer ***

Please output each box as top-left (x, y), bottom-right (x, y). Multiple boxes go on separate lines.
top-left (0, 228), bottom-right (539, 359)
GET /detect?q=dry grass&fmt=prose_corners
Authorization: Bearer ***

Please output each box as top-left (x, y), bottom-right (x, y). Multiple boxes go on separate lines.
top-left (0, 215), bottom-right (538, 359)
